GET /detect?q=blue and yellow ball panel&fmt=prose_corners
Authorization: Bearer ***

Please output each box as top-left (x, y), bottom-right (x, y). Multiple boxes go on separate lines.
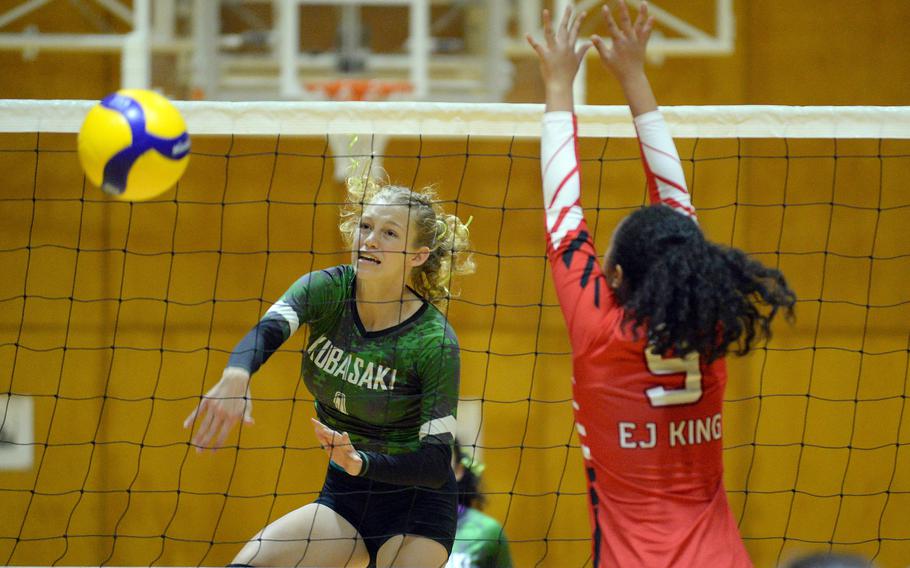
top-left (77, 89), bottom-right (190, 201)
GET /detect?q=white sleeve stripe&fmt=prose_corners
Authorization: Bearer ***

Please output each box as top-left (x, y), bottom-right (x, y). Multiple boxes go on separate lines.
top-left (542, 133), bottom-right (573, 179)
top-left (651, 171), bottom-right (686, 193)
top-left (546, 170), bottom-right (583, 248)
top-left (547, 185), bottom-right (579, 221)
top-left (542, 112), bottom-right (584, 249)
top-left (548, 207), bottom-right (584, 249)
top-left (639, 142), bottom-right (687, 188)
top-left (547, 165), bottom-right (579, 209)
top-left (541, 112), bottom-right (579, 209)
top-left (640, 140), bottom-right (682, 167)
top-left (264, 300), bottom-right (300, 335)
top-left (651, 173), bottom-right (694, 208)
top-left (634, 110), bottom-right (695, 218)
top-left (644, 153), bottom-right (688, 190)
top-left (542, 141), bottom-right (575, 207)
top-left (543, 161), bottom-right (574, 209)
top-left (419, 415), bottom-right (457, 440)
top-left (546, 173), bottom-right (581, 228)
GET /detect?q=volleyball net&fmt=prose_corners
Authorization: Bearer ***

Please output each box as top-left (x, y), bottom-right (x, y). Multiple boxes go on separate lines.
top-left (1, 101), bottom-right (909, 567)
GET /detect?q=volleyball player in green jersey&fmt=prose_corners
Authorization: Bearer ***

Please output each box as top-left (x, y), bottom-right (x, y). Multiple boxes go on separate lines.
top-left (183, 178), bottom-right (474, 567)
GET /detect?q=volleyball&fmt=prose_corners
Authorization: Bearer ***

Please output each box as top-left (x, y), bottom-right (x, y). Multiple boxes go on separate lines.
top-left (77, 89), bottom-right (190, 201)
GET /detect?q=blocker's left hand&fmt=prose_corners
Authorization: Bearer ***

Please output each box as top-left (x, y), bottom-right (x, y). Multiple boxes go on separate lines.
top-left (312, 418), bottom-right (363, 476)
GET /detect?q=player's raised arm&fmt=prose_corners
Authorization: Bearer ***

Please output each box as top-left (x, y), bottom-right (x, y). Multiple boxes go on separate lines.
top-left (526, 6), bottom-right (590, 255)
top-left (592, 1), bottom-right (696, 220)
top-left (528, 9), bottom-right (619, 349)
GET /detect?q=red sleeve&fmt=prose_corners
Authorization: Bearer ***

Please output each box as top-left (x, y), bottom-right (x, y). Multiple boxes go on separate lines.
top-left (633, 110), bottom-right (697, 220)
top-left (540, 112), bottom-right (620, 351)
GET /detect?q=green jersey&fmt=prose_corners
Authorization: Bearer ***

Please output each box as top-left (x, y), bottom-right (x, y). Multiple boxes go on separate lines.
top-left (448, 507), bottom-right (513, 568)
top-left (231, 265), bottom-right (459, 455)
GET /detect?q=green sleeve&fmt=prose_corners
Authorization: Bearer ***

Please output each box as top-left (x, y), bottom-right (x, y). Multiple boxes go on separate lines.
top-left (493, 533), bottom-right (513, 568)
top-left (228, 266), bottom-right (349, 373)
top-left (416, 325), bottom-right (460, 445)
top-left (265, 266), bottom-right (350, 333)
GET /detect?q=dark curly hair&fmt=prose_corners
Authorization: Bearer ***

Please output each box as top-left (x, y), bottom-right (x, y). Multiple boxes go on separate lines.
top-left (609, 205), bottom-right (796, 362)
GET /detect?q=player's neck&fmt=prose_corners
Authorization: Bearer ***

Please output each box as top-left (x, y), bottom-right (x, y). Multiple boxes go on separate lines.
top-left (355, 281), bottom-right (422, 331)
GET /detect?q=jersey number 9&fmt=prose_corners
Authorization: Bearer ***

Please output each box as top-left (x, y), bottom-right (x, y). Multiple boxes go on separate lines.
top-left (644, 348), bottom-right (703, 407)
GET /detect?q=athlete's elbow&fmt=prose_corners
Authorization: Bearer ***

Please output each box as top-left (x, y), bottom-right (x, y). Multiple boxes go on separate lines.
top-left (419, 444), bottom-right (452, 488)
top-left (424, 465), bottom-right (451, 489)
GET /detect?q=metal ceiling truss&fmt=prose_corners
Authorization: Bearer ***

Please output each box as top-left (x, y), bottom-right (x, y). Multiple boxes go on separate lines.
top-left (0, 0), bottom-right (733, 100)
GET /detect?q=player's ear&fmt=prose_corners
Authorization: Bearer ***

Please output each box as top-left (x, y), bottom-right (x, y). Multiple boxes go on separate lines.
top-left (410, 246), bottom-right (431, 267)
top-left (608, 263), bottom-right (624, 289)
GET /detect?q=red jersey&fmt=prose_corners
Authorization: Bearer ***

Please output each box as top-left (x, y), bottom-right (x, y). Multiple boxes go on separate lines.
top-left (540, 111), bottom-right (752, 568)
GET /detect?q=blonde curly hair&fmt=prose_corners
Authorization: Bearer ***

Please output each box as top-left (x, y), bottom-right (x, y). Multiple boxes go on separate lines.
top-left (339, 176), bottom-right (475, 306)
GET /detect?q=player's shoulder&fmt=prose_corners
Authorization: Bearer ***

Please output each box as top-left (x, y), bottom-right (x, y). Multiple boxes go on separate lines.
top-left (315, 263), bottom-right (355, 285)
top-left (572, 302), bottom-right (626, 356)
top-left (288, 264), bottom-right (353, 293)
top-left (416, 303), bottom-right (459, 345)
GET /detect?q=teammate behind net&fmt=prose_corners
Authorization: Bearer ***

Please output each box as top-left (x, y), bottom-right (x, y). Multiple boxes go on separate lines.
top-left (527, 3), bottom-right (796, 567)
top-left (183, 178), bottom-right (474, 567)
top-left (447, 441), bottom-right (513, 568)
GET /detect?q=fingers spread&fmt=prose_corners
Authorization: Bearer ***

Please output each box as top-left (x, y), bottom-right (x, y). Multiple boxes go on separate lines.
top-left (192, 410), bottom-right (216, 452)
top-left (569, 10), bottom-right (586, 44)
top-left (311, 418), bottom-right (337, 448)
top-left (542, 9), bottom-right (554, 47)
top-left (184, 397), bottom-right (211, 430)
top-left (635, 1), bottom-right (649, 31)
top-left (602, 5), bottom-right (623, 40)
top-left (559, 5), bottom-right (572, 37)
top-left (526, 34), bottom-right (545, 57)
top-left (617, 0), bottom-right (633, 32)
top-left (641, 16), bottom-right (654, 42)
top-left (183, 406), bottom-right (200, 429)
top-left (213, 417), bottom-right (235, 451)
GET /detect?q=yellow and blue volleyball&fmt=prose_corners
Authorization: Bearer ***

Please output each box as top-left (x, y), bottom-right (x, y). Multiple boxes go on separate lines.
top-left (77, 89), bottom-right (190, 201)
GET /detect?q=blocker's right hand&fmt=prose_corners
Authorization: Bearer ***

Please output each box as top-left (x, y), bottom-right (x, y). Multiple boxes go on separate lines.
top-left (183, 366), bottom-right (254, 452)
top-left (526, 6), bottom-right (590, 90)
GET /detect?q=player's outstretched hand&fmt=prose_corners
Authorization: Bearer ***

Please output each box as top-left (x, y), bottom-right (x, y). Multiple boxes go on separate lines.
top-left (592, 0), bottom-right (654, 83)
top-left (526, 6), bottom-right (589, 112)
top-left (183, 366), bottom-right (254, 452)
top-left (312, 418), bottom-right (364, 476)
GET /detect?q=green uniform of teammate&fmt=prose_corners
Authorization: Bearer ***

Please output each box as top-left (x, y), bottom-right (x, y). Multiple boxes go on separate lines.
top-left (449, 508), bottom-right (512, 568)
top-left (446, 444), bottom-right (512, 568)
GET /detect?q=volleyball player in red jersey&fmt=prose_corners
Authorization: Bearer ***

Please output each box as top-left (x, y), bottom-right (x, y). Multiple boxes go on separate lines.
top-left (527, 3), bottom-right (796, 567)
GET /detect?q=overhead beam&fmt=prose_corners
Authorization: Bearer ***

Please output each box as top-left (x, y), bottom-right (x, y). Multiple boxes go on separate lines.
top-left (0, 0), bottom-right (52, 30)
top-left (92, 0), bottom-right (133, 26)
top-left (515, 0), bottom-right (734, 58)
